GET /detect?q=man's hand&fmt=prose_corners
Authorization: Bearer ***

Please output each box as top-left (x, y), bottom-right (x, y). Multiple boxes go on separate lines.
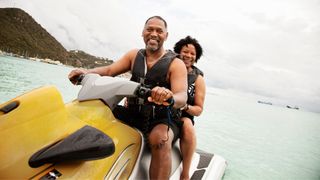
top-left (68, 69), bottom-right (88, 85)
top-left (148, 86), bottom-right (173, 106)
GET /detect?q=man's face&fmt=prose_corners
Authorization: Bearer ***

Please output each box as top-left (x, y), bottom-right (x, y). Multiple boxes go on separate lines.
top-left (142, 18), bottom-right (168, 52)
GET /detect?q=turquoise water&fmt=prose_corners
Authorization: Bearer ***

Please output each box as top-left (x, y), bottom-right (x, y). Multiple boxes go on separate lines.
top-left (1, 55), bottom-right (320, 180)
top-left (197, 92), bottom-right (320, 179)
top-left (0, 55), bottom-right (80, 103)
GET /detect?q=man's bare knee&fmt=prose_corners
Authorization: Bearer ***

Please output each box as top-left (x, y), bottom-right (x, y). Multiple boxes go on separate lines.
top-left (149, 140), bottom-right (169, 150)
top-left (149, 133), bottom-right (170, 150)
top-left (148, 126), bottom-right (173, 150)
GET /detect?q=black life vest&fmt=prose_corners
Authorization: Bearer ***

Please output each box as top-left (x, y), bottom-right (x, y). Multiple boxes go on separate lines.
top-left (181, 66), bottom-right (204, 123)
top-left (186, 65), bottom-right (204, 106)
top-left (130, 49), bottom-right (177, 89)
top-left (128, 49), bottom-right (180, 120)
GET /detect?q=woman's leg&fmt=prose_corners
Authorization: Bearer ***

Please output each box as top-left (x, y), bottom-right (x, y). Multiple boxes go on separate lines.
top-left (179, 117), bottom-right (196, 180)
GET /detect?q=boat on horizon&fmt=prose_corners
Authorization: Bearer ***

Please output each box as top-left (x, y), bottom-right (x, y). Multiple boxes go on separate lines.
top-left (286, 105), bottom-right (299, 110)
top-left (257, 100), bottom-right (273, 105)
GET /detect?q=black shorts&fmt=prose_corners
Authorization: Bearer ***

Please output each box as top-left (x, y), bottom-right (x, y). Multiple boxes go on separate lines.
top-left (181, 111), bottom-right (195, 125)
top-left (112, 105), bottom-right (182, 143)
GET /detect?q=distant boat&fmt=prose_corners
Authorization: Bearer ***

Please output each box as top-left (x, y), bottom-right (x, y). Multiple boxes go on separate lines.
top-left (286, 105), bottom-right (299, 110)
top-left (257, 100), bottom-right (272, 105)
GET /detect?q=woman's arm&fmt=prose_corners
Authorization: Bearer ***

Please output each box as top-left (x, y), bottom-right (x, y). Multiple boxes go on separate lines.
top-left (184, 75), bottom-right (206, 116)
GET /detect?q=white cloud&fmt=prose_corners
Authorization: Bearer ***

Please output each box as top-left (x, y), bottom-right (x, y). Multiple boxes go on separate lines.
top-left (1, 0), bottom-right (320, 112)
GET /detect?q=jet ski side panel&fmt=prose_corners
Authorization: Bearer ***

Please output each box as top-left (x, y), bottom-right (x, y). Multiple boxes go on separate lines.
top-left (0, 86), bottom-right (142, 179)
top-left (0, 86), bottom-right (85, 178)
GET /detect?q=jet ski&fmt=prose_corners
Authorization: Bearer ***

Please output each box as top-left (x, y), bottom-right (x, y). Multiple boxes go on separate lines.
top-left (0, 73), bottom-right (227, 179)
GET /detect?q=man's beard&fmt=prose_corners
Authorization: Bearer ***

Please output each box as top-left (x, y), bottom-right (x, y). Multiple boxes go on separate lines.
top-left (146, 39), bottom-right (161, 52)
top-left (146, 44), bottom-right (160, 52)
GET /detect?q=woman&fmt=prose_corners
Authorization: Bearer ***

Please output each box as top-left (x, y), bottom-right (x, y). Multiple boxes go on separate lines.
top-left (174, 36), bottom-right (206, 180)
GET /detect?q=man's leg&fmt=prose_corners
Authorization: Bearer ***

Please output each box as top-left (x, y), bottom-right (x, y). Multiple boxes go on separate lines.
top-left (148, 124), bottom-right (174, 179)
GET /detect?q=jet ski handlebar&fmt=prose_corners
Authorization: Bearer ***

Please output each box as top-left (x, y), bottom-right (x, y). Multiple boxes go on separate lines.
top-left (75, 73), bottom-right (174, 109)
top-left (74, 74), bottom-right (85, 85)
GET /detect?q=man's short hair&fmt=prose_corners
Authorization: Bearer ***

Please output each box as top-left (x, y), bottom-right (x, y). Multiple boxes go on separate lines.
top-left (145, 16), bottom-right (167, 28)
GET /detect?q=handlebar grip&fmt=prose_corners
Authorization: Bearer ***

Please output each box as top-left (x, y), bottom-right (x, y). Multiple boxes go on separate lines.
top-left (75, 74), bottom-right (85, 85)
top-left (69, 74), bottom-right (85, 85)
top-left (165, 97), bottom-right (175, 106)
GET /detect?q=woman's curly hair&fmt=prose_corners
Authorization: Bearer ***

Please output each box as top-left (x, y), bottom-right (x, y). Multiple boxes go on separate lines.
top-left (173, 36), bottom-right (203, 62)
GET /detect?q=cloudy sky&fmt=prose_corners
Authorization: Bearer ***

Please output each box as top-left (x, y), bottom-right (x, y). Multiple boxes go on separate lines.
top-left (1, 0), bottom-right (320, 112)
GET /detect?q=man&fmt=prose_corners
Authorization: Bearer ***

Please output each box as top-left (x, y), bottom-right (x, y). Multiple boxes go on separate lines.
top-left (68, 16), bottom-right (187, 179)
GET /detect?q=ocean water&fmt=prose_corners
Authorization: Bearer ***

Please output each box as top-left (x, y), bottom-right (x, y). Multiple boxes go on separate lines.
top-left (1, 55), bottom-right (320, 180)
top-left (0, 55), bottom-right (81, 103)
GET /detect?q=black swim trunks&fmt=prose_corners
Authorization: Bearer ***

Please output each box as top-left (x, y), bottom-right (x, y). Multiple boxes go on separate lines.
top-left (112, 105), bottom-right (182, 143)
top-left (181, 111), bottom-right (195, 125)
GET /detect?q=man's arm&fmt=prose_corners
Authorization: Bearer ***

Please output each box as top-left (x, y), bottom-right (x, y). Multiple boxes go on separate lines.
top-left (169, 58), bottom-right (188, 109)
top-left (68, 49), bottom-right (138, 83)
top-left (88, 49), bottom-right (138, 76)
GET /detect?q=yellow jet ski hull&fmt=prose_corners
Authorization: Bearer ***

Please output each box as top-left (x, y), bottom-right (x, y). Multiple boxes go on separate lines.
top-left (0, 86), bottom-right (142, 179)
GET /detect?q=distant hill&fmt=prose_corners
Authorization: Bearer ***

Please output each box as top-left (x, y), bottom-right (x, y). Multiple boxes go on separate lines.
top-left (0, 8), bottom-right (113, 68)
top-left (69, 50), bottom-right (113, 68)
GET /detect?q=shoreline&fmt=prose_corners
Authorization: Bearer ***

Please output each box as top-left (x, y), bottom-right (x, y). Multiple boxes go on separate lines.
top-left (0, 53), bottom-right (132, 79)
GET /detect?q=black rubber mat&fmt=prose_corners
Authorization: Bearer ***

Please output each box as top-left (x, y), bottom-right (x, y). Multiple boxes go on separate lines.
top-left (197, 151), bottom-right (213, 169)
top-left (190, 169), bottom-right (206, 180)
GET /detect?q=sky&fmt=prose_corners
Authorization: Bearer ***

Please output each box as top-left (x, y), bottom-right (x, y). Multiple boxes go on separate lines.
top-left (1, 0), bottom-right (320, 112)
